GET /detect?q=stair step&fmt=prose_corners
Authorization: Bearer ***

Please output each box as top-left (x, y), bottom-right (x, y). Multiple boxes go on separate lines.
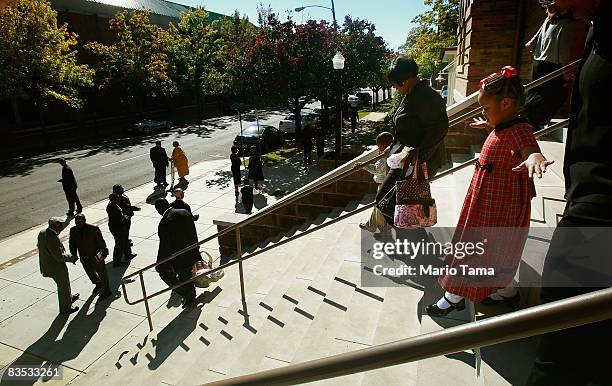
top-left (360, 286), bottom-right (424, 386)
top-left (225, 222), bottom-right (350, 377)
top-left (177, 230), bottom-right (330, 384)
top-left (416, 311), bottom-right (478, 386)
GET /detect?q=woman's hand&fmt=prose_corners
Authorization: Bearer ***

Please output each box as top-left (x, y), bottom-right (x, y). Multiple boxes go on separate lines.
top-left (512, 153), bottom-right (554, 178)
top-left (399, 146), bottom-right (411, 162)
top-left (469, 116), bottom-right (492, 130)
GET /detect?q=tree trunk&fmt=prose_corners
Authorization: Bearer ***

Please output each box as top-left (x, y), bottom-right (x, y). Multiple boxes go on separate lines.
top-left (10, 97), bottom-right (22, 127)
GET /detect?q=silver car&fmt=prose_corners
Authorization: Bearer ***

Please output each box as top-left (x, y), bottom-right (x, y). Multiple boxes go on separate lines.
top-left (132, 119), bottom-right (172, 134)
top-left (278, 112), bottom-right (319, 134)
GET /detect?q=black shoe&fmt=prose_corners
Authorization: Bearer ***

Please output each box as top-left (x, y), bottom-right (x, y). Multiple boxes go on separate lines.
top-left (181, 297), bottom-right (197, 309)
top-left (76, 208), bottom-right (83, 213)
top-left (71, 293), bottom-right (80, 303)
top-left (426, 297), bottom-right (465, 317)
top-left (127, 253), bottom-right (137, 260)
top-left (480, 293), bottom-right (520, 308)
top-left (99, 290), bottom-right (112, 300)
top-left (92, 285), bottom-right (102, 294)
top-left (113, 261), bottom-right (129, 267)
top-left (66, 212), bottom-right (75, 217)
top-left (60, 306), bottom-right (79, 315)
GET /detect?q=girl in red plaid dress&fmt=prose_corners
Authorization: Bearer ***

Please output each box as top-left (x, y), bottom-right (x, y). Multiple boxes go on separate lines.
top-left (426, 66), bottom-right (554, 317)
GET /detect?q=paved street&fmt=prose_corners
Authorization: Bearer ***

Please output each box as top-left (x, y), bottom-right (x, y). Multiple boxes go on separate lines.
top-left (0, 105), bottom-right (318, 240)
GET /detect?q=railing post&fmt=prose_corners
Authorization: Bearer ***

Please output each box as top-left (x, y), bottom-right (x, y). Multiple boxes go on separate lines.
top-left (236, 227), bottom-right (246, 305)
top-left (139, 272), bottom-right (153, 332)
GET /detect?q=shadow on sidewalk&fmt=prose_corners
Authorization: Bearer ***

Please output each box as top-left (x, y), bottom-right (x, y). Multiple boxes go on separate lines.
top-left (0, 264), bottom-right (129, 385)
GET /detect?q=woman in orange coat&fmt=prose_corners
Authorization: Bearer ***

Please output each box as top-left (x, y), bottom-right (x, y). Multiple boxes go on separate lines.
top-left (171, 141), bottom-right (189, 183)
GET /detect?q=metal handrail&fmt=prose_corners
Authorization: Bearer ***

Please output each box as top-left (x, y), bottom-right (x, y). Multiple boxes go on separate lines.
top-left (447, 59), bottom-right (580, 127)
top-left (203, 287), bottom-right (612, 385)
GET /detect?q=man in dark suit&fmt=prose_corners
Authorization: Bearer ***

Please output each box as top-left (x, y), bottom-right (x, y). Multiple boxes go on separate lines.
top-left (106, 193), bottom-right (134, 267)
top-left (170, 188), bottom-right (199, 221)
top-left (155, 198), bottom-right (201, 308)
top-left (113, 184), bottom-right (140, 248)
top-left (37, 217), bottom-right (79, 315)
top-left (69, 213), bottom-right (111, 298)
top-left (58, 159), bottom-right (83, 216)
top-left (150, 141), bottom-right (169, 187)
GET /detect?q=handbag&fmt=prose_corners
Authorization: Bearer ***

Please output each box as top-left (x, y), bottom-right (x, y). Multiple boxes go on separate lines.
top-left (394, 151), bottom-right (437, 228)
top-left (192, 251), bottom-right (225, 288)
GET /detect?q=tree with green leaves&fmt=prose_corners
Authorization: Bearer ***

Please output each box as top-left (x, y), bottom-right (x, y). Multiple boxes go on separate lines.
top-left (166, 7), bottom-right (224, 125)
top-left (217, 11), bottom-right (256, 99)
top-left (401, 0), bottom-right (459, 80)
top-left (0, 0), bottom-right (93, 127)
top-left (85, 11), bottom-right (175, 119)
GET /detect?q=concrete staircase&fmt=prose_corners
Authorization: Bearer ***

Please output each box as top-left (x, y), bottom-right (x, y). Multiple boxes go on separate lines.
top-left (74, 133), bottom-right (569, 385)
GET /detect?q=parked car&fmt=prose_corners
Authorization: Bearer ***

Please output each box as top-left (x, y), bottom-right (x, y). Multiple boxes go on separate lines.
top-left (233, 125), bottom-right (285, 155)
top-left (356, 91), bottom-right (372, 106)
top-left (130, 119), bottom-right (172, 134)
top-left (278, 112), bottom-right (319, 134)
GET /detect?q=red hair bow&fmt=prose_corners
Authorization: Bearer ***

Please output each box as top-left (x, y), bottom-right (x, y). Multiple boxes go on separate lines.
top-left (478, 66), bottom-right (519, 89)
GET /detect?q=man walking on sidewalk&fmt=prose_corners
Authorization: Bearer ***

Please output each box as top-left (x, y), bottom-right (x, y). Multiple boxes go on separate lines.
top-left (150, 141), bottom-right (169, 187)
top-left (69, 214), bottom-right (112, 299)
top-left (106, 193), bottom-right (134, 267)
top-left (57, 159), bottom-right (82, 216)
top-left (37, 217), bottom-right (80, 315)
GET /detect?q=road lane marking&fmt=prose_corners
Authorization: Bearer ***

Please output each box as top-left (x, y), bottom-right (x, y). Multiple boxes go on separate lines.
top-left (101, 153), bottom-right (148, 168)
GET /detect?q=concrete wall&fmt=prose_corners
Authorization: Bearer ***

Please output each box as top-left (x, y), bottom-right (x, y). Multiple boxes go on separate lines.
top-left (214, 167), bottom-right (379, 259)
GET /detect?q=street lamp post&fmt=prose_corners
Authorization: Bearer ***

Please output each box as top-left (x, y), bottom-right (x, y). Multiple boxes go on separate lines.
top-left (332, 51), bottom-right (345, 167)
top-left (295, 0), bottom-right (337, 26)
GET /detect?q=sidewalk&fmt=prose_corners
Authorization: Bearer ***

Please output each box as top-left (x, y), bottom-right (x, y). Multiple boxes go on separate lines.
top-left (0, 153), bottom-right (326, 384)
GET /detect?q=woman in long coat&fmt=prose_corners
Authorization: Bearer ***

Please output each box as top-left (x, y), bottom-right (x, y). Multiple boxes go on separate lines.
top-left (247, 146), bottom-right (264, 192)
top-left (171, 141), bottom-right (189, 183)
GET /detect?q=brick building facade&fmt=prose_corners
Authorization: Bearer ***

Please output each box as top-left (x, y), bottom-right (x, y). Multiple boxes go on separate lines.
top-left (454, 0), bottom-right (550, 98)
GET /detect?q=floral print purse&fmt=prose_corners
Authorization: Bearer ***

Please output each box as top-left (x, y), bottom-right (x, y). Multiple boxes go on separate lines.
top-left (394, 152), bottom-right (437, 228)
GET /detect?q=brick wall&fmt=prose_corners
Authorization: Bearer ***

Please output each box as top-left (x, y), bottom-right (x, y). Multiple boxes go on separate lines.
top-left (216, 167), bottom-right (379, 258)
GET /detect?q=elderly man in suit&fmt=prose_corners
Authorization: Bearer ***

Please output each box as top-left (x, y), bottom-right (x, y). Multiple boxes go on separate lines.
top-left (155, 198), bottom-right (201, 308)
top-left (69, 214), bottom-right (111, 299)
top-left (112, 184), bottom-right (140, 248)
top-left (37, 217), bottom-right (80, 315)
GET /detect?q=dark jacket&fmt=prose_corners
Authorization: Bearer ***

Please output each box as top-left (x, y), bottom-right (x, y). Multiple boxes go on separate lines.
top-left (150, 146), bottom-right (169, 168)
top-left (106, 202), bottom-right (128, 234)
top-left (170, 199), bottom-right (192, 214)
top-left (119, 194), bottom-right (137, 217)
top-left (156, 208), bottom-right (201, 272)
top-left (230, 153), bottom-right (241, 172)
top-left (59, 166), bottom-right (78, 192)
top-left (69, 223), bottom-right (108, 259)
top-left (248, 155), bottom-right (264, 181)
top-left (393, 80), bottom-right (448, 176)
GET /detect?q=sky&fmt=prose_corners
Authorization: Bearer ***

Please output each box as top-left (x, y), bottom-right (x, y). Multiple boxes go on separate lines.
top-left (175, 0), bottom-right (430, 51)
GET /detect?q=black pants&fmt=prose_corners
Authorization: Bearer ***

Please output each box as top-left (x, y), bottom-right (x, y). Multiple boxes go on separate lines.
top-left (154, 166), bottom-right (167, 185)
top-left (159, 268), bottom-right (196, 302)
top-left (110, 228), bottom-right (132, 263)
top-left (81, 257), bottom-right (110, 291)
top-left (304, 147), bottom-right (312, 165)
top-left (64, 189), bottom-right (82, 214)
top-left (527, 202), bottom-right (612, 386)
top-left (524, 60), bottom-right (568, 130)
